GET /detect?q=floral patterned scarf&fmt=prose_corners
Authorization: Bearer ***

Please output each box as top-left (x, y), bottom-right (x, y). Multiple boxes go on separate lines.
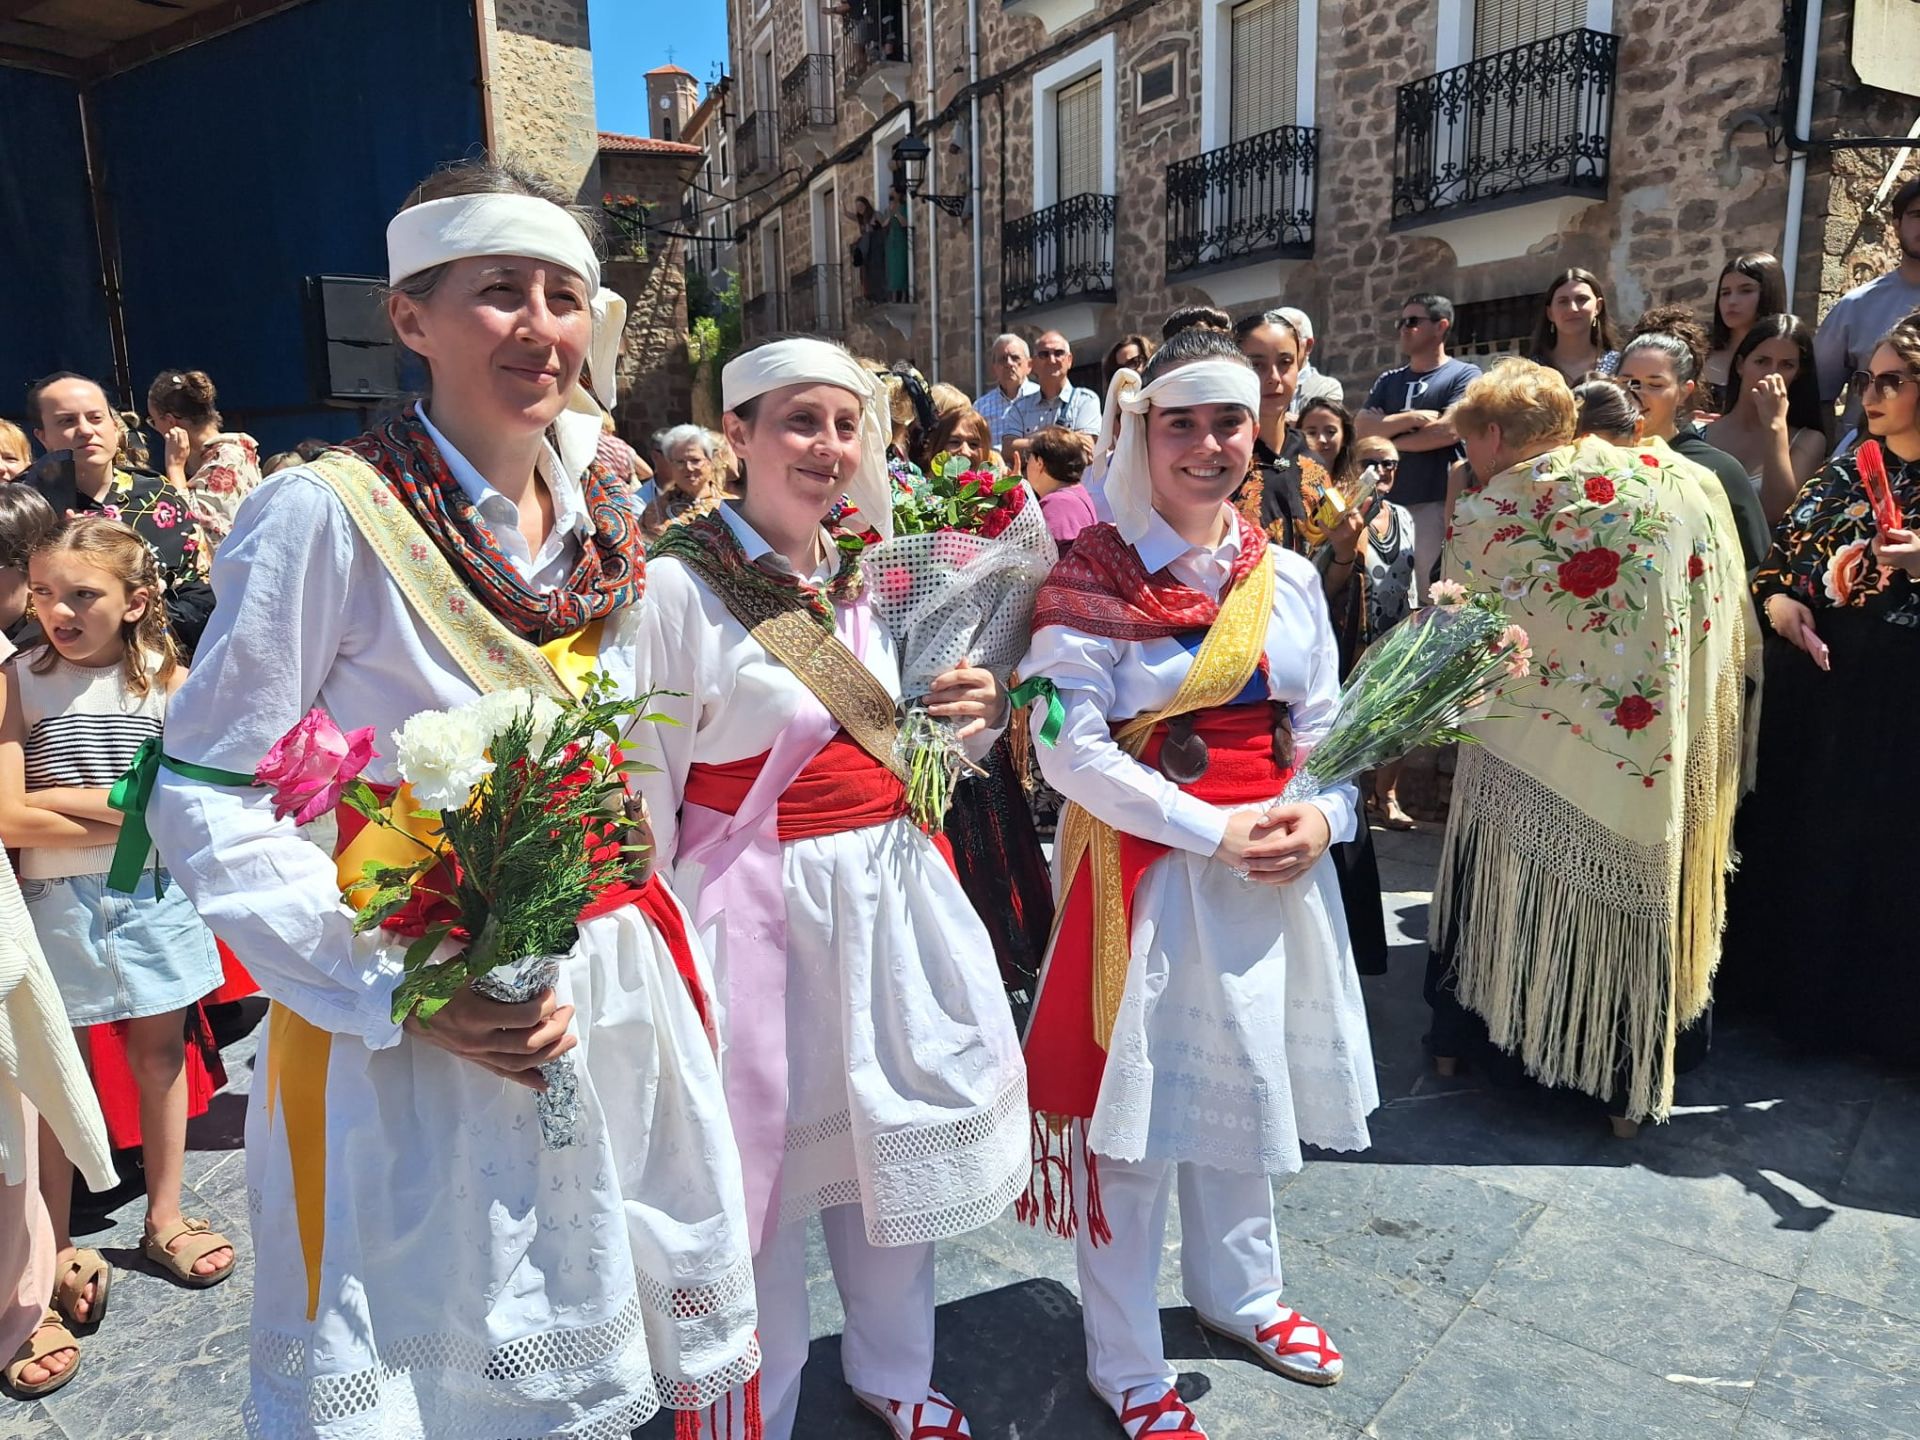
top-left (341, 410), bottom-right (646, 644)
top-left (647, 506), bottom-right (865, 633)
top-left (1030, 513), bottom-right (1269, 642)
top-left (1434, 434), bottom-right (1750, 1121)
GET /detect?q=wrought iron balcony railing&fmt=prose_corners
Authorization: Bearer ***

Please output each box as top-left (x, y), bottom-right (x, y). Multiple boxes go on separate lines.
top-left (737, 109), bottom-right (778, 178)
top-left (780, 53), bottom-right (837, 135)
top-left (1392, 27), bottom-right (1617, 225)
top-left (1002, 192), bottom-right (1116, 314)
top-left (743, 289), bottom-right (788, 340)
top-left (787, 264), bottom-right (846, 336)
top-left (1165, 124), bottom-right (1316, 277)
top-left (842, 0), bottom-right (908, 90)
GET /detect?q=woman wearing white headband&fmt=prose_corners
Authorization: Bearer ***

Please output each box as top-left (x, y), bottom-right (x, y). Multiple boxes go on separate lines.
top-left (636, 336), bottom-right (1029, 1440)
top-left (145, 161), bottom-right (759, 1439)
top-left (1017, 328), bottom-right (1378, 1440)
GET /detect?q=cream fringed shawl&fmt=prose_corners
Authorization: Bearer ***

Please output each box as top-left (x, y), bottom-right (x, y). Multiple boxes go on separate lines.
top-left (1433, 435), bottom-right (1749, 1121)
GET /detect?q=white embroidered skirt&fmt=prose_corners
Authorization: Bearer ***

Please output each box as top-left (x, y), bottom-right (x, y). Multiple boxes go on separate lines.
top-left (243, 900), bottom-right (758, 1440)
top-left (1086, 847), bottom-right (1380, 1173)
top-left (697, 818), bottom-right (1028, 1249)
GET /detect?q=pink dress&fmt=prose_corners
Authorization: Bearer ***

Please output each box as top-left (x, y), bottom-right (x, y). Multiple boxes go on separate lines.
top-left (1039, 483), bottom-right (1098, 548)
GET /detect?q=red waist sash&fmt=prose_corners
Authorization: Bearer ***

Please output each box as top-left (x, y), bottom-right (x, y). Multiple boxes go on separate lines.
top-left (1025, 703), bottom-right (1294, 1125)
top-left (686, 730), bottom-right (911, 839)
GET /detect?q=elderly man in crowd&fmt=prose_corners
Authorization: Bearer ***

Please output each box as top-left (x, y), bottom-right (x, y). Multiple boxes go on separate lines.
top-left (973, 332), bottom-right (1041, 455)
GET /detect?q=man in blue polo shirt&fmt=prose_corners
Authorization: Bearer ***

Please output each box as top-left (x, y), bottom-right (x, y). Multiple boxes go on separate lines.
top-left (1357, 293), bottom-right (1481, 593)
top-left (1002, 330), bottom-right (1102, 460)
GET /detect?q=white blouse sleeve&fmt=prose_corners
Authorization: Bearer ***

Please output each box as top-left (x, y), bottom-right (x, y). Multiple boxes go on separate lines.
top-left (1020, 626), bottom-right (1230, 858)
top-left (625, 559), bottom-right (713, 872)
top-left (1273, 549), bottom-right (1360, 846)
top-left (146, 475), bottom-right (405, 1049)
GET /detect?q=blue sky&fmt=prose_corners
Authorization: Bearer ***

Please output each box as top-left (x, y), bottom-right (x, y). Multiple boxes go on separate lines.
top-left (590, 0), bottom-right (730, 138)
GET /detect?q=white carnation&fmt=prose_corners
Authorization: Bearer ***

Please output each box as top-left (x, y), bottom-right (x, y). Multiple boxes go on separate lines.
top-left (394, 707), bottom-right (495, 812)
top-left (464, 689), bottom-right (567, 757)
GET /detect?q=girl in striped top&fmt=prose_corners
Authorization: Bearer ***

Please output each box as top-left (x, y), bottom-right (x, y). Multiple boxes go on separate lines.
top-left (0, 517), bottom-right (233, 1342)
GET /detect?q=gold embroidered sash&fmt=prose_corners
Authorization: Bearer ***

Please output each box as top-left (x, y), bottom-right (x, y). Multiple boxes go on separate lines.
top-left (1053, 552), bottom-right (1275, 1047)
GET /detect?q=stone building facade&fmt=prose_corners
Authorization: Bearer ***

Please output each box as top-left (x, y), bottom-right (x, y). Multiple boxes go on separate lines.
top-left (727, 0), bottom-right (1919, 398)
top-left (600, 134), bottom-right (706, 441)
top-left (482, 0), bottom-right (601, 198)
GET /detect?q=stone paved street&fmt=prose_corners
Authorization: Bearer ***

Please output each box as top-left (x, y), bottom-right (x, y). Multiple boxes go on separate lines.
top-left (7, 825), bottom-right (1918, 1439)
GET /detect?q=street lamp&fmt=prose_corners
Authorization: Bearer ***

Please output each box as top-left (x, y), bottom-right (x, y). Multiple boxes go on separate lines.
top-left (891, 134), bottom-right (970, 220)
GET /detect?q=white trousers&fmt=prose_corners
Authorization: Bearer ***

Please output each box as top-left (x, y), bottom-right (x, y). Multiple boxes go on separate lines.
top-left (1076, 1151), bottom-right (1285, 1403)
top-left (751, 1204), bottom-right (937, 1440)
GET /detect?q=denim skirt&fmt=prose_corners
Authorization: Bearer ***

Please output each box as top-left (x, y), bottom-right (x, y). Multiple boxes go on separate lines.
top-left (22, 869), bottom-right (221, 1026)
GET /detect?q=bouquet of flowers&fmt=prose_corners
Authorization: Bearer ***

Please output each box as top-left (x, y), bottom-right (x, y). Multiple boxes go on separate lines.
top-left (1280, 580), bottom-right (1532, 803)
top-left (859, 452), bottom-right (1059, 826)
top-left (255, 677), bottom-right (671, 1149)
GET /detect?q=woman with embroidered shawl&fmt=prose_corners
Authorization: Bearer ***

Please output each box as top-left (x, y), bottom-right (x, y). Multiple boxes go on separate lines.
top-left (1427, 360), bottom-right (1750, 1133)
top-left (635, 337), bottom-right (1028, 1440)
top-left (143, 161), bottom-right (760, 1440)
top-left (1016, 328), bottom-right (1377, 1440)
top-left (1720, 324), bottom-right (1920, 1061)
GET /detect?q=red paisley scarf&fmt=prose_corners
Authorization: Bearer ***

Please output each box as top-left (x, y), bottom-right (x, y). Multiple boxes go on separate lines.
top-left (341, 411), bottom-right (646, 643)
top-left (1030, 512), bottom-right (1271, 641)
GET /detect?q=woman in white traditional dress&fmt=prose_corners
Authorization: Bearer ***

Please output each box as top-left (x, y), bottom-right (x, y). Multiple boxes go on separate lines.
top-left (144, 160), bottom-right (760, 1440)
top-left (634, 337), bottom-right (1030, 1440)
top-left (1016, 327), bottom-right (1378, 1440)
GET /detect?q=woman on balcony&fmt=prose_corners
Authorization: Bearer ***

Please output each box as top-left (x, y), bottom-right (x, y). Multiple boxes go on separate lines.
top-left (1017, 327), bottom-right (1375, 1440)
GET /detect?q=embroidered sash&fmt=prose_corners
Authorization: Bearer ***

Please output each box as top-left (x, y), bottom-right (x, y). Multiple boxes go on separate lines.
top-left (665, 541), bottom-right (906, 780)
top-left (306, 452), bottom-right (579, 702)
top-left (1048, 551), bottom-right (1275, 1052)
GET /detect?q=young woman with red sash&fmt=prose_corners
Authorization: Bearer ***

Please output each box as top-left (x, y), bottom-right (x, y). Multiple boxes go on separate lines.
top-left (144, 162), bottom-right (760, 1439)
top-left (1017, 330), bottom-right (1378, 1440)
top-left (635, 338), bottom-right (1029, 1440)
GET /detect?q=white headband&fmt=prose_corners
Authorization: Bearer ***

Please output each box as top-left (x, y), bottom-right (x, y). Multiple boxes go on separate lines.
top-left (1088, 359), bottom-right (1262, 544)
top-left (386, 193), bottom-right (629, 412)
top-left (721, 339), bottom-right (895, 541)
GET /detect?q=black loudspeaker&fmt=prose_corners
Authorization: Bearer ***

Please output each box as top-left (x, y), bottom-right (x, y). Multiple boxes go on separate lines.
top-left (306, 275), bottom-right (411, 404)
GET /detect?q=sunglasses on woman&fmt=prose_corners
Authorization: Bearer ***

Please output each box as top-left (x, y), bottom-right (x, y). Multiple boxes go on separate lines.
top-left (1850, 369), bottom-right (1920, 400)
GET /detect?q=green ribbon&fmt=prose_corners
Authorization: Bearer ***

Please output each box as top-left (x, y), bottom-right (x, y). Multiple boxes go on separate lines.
top-left (107, 739), bottom-right (259, 895)
top-left (1008, 675), bottom-right (1065, 747)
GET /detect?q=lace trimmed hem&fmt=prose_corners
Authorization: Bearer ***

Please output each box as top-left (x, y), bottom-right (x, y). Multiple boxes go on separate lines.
top-left (246, 1275), bottom-right (760, 1439)
top-left (776, 1073), bottom-right (1031, 1245)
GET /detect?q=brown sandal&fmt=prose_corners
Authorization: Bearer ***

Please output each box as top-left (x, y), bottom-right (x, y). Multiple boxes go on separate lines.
top-left (51, 1249), bottom-right (111, 1328)
top-left (142, 1217), bottom-right (236, 1289)
top-left (4, 1311), bottom-right (80, 1399)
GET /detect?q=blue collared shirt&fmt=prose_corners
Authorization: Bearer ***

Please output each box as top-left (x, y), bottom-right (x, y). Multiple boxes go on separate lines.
top-left (1003, 382), bottom-right (1103, 441)
top-left (973, 379), bottom-right (1041, 451)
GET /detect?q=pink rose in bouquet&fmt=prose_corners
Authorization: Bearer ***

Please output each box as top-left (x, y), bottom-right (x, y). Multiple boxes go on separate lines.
top-left (256, 707), bottom-right (376, 824)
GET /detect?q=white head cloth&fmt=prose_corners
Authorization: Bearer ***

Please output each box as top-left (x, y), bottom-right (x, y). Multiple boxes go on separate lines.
top-left (386, 193), bottom-right (629, 413)
top-left (721, 338), bottom-right (896, 540)
top-left (1087, 358), bottom-right (1262, 545)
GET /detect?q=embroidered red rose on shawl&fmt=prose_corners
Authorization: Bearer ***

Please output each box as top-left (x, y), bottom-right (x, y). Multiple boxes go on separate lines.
top-left (1687, 554), bottom-right (1705, 580)
top-left (1612, 695), bottom-right (1656, 731)
top-left (1557, 546), bottom-right (1621, 599)
top-left (1584, 476), bottom-right (1616, 505)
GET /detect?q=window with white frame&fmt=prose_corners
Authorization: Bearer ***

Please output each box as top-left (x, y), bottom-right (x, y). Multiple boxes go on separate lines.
top-left (1473, 0), bottom-right (1584, 52)
top-left (1230, 0), bottom-right (1299, 141)
top-left (1054, 73), bottom-right (1103, 200)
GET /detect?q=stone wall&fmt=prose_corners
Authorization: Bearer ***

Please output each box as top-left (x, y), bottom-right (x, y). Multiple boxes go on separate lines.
top-left (601, 151), bottom-right (700, 441)
top-left (733, 0), bottom-right (1913, 398)
top-left (484, 0), bottom-right (600, 200)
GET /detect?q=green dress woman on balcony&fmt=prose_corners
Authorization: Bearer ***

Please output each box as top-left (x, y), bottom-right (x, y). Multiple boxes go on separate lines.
top-left (884, 185), bottom-right (910, 302)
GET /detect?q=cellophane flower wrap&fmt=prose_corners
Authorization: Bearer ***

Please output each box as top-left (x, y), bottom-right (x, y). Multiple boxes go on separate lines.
top-left (318, 675), bottom-right (674, 1149)
top-left (1281, 583), bottom-right (1533, 803)
top-left (859, 452), bottom-right (1059, 826)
